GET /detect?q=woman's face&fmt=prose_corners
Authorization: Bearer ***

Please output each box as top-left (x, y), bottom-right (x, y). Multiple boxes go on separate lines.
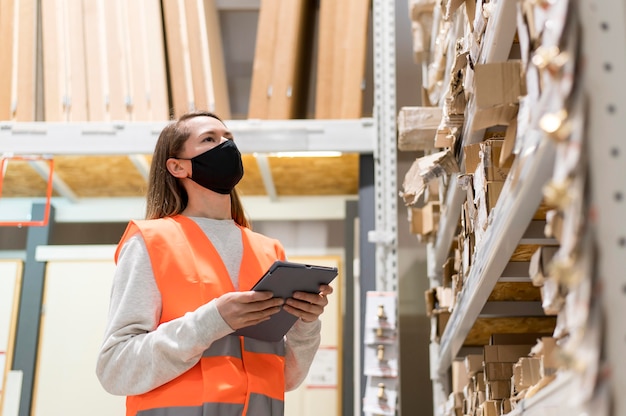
top-left (179, 116), bottom-right (234, 159)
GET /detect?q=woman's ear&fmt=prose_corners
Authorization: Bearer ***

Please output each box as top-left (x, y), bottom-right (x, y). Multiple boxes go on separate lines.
top-left (166, 158), bottom-right (190, 179)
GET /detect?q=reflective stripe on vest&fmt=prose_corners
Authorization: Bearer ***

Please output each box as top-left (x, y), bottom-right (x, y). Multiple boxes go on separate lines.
top-left (203, 336), bottom-right (286, 358)
top-left (136, 394), bottom-right (284, 416)
top-left (117, 216), bottom-right (287, 416)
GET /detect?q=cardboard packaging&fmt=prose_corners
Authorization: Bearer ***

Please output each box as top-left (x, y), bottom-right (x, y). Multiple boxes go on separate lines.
top-left (481, 139), bottom-right (514, 181)
top-left (452, 360), bottom-right (469, 393)
top-left (483, 345), bottom-right (533, 363)
top-left (528, 245), bottom-right (559, 287)
top-left (486, 380), bottom-right (511, 400)
top-left (473, 61), bottom-right (527, 131)
top-left (409, 202), bottom-right (440, 236)
top-left (397, 106), bottom-right (442, 151)
top-left (464, 354), bottom-right (484, 378)
top-left (484, 362), bottom-right (514, 381)
top-left (479, 399), bottom-right (502, 416)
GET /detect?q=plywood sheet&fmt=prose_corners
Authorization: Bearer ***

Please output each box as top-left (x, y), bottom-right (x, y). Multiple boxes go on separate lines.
top-left (41, 0), bottom-right (88, 121)
top-left (248, 0), bottom-right (280, 119)
top-left (249, 0), bottom-right (313, 119)
top-left (488, 282), bottom-right (541, 302)
top-left (53, 156), bottom-right (148, 197)
top-left (0, 160), bottom-right (52, 197)
top-left (237, 154), bottom-right (266, 196)
top-left (0, 0), bottom-right (38, 121)
top-left (0, 155), bottom-right (360, 199)
top-left (269, 154), bottom-right (359, 196)
top-left (163, 0), bottom-right (230, 118)
top-left (464, 317), bottom-right (557, 346)
top-left (315, 0), bottom-right (370, 119)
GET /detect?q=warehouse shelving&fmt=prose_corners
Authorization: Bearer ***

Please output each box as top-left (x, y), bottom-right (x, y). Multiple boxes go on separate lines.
top-left (430, 0), bottom-right (518, 280)
top-left (426, 0), bottom-right (625, 414)
top-left (435, 134), bottom-right (556, 374)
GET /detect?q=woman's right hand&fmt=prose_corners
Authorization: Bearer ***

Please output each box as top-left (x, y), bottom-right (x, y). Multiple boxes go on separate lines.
top-left (215, 291), bottom-right (284, 330)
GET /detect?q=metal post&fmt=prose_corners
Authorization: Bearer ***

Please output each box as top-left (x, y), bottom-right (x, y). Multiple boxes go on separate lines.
top-left (12, 203), bottom-right (54, 416)
top-left (371, 0), bottom-right (398, 292)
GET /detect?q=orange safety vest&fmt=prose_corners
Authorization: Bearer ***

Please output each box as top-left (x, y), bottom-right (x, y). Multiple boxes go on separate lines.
top-left (114, 215), bottom-right (287, 416)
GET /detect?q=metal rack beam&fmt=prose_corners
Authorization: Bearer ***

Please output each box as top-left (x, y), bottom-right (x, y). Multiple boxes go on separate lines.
top-left (581, 0), bottom-right (626, 415)
top-left (0, 118), bottom-right (375, 155)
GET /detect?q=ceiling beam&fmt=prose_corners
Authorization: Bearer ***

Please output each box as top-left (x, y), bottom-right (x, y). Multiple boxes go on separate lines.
top-left (29, 160), bottom-right (79, 203)
top-left (254, 154), bottom-right (277, 201)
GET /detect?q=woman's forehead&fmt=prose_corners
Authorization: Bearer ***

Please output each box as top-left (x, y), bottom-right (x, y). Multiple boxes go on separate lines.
top-left (183, 115), bottom-right (226, 132)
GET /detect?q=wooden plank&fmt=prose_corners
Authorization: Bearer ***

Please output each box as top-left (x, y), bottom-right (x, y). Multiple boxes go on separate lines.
top-left (0, 0), bottom-right (37, 121)
top-left (142, 0), bottom-right (169, 120)
top-left (41, 0), bottom-right (62, 120)
top-left (464, 317), bottom-right (557, 346)
top-left (184, 0), bottom-right (209, 113)
top-left (82, 0), bottom-right (107, 121)
top-left (105, 0), bottom-right (131, 120)
top-left (248, 0), bottom-right (280, 118)
top-left (66, 0), bottom-right (88, 120)
top-left (125, 0), bottom-right (148, 120)
top-left (0, 0), bottom-right (15, 119)
top-left (266, 0), bottom-right (311, 119)
top-left (162, 0), bottom-right (191, 117)
top-left (337, 0), bottom-right (369, 118)
top-left (15, 0), bottom-right (37, 120)
top-left (487, 282), bottom-right (541, 302)
top-left (315, 0), bottom-right (370, 119)
top-left (314, 0), bottom-right (338, 119)
top-left (200, 0), bottom-right (231, 118)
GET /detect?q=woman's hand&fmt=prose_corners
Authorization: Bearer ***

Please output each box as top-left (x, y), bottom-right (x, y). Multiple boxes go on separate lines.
top-left (215, 291), bottom-right (284, 330)
top-left (282, 284), bottom-right (334, 323)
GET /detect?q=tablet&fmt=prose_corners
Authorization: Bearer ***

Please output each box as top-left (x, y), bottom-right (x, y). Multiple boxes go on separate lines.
top-left (233, 260), bottom-right (338, 342)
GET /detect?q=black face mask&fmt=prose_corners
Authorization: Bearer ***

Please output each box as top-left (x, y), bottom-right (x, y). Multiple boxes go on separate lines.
top-left (185, 140), bottom-right (244, 194)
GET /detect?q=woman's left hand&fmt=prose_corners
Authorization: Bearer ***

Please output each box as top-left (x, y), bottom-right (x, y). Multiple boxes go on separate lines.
top-left (283, 284), bottom-right (333, 323)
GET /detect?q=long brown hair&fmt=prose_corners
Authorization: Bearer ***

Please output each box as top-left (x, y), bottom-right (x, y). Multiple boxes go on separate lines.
top-left (145, 111), bottom-right (250, 228)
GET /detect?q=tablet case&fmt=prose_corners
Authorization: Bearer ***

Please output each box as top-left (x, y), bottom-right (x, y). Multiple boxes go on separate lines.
top-left (233, 260), bottom-right (338, 342)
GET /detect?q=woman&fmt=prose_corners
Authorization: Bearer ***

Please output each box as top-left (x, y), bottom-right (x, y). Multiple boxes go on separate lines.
top-left (96, 111), bottom-right (333, 416)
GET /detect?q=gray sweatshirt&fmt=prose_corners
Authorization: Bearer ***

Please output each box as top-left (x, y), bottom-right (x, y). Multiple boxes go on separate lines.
top-left (96, 217), bottom-right (321, 396)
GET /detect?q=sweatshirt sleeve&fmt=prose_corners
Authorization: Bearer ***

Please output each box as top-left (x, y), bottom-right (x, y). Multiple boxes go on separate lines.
top-left (283, 319), bottom-right (322, 391)
top-left (95, 234), bottom-right (234, 396)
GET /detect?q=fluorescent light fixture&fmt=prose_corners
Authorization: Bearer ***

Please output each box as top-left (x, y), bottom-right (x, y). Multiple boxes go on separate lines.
top-left (262, 151), bottom-right (343, 158)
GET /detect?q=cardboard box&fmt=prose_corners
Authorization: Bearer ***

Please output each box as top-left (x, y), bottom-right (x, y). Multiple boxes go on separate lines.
top-left (519, 357), bottom-right (541, 388)
top-left (486, 380), bottom-right (511, 400)
top-left (528, 246), bottom-right (559, 287)
top-left (473, 372), bottom-right (486, 392)
top-left (484, 362), bottom-right (514, 381)
top-left (481, 140), bottom-right (513, 181)
top-left (537, 337), bottom-right (559, 376)
top-left (424, 288), bottom-right (436, 316)
top-left (442, 256), bottom-right (456, 286)
top-left (501, 398), bottom-right (512, 414)
top-left (479, 400), bottom-right (502, 416)
top-left (475, 61), bottom-right (526, 109)
top-left (464, 142), bottom-right (482, 175)
top-left (464, 354), bottom-right (484, 377)
top-left (464, 139), bottom-right (512, 180)
top-left (409, 202), bottom-right (440, 235)
top-left (486, 181), bottom-right (505, 213)
top-left (452, 360), bottom-right (470, 393)
top-left (397, 106), bottom-right (442, 151)
top-left (484, 345), bottom-right (533, 363)
top-left (431, 310), bottom-right (451, 341)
